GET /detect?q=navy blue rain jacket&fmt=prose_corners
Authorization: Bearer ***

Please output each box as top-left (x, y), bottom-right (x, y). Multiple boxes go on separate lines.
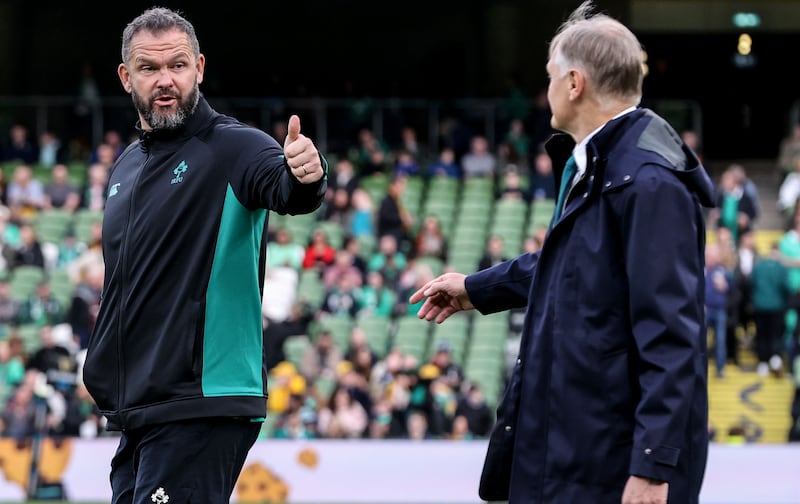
top-left (470, 108), bottom-right (714, 503)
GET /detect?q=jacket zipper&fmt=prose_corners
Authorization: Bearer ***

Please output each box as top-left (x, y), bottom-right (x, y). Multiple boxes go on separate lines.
top-left (116, 150), bottom-right (149, 429)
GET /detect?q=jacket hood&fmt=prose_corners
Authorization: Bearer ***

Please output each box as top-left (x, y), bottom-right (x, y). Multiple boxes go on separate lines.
top-left (547, 108), bottom-right (716, 209)
top-left (630, 109), bottom-right (716, 208)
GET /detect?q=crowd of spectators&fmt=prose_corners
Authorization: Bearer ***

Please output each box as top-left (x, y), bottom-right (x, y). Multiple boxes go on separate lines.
top-left (1, 114), bottom-right (798, 443)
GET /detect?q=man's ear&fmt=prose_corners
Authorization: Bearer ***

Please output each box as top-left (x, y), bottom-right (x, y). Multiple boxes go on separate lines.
top-left (118, 64), bottom-right (132, 94)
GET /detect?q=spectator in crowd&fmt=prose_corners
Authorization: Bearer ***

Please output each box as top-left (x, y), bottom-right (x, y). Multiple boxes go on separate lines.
top-left (1, 124), bottom-right (38, 164)
top-left (777, 151), bottom-right (800, 229)
top-left (498, 166), bottom-right (531, 203)
top-left (348, 188), bottom-right (374, 240)
top-left (14, 223), bottom-right (46, 269)
top-left (89, 130), bottom-right (126, 165)
top-left (80, 162), bottom-right (108, 211)
top-left (779, 203), bottom-right (800, 356)
top-left (750, 242), bottom-right (790, 377)
top-left (777, 123), bottom-right (800, 181)
top-left (322, 249), bottom-right (363, 290)
top-left (342, 235), bottom-right (368, 283)
top-left (368, 234), bottom-right (408, 290)
top-left (43, 163), bottom-right (81, 211)
top-left (327, 158), bottom-right (359, 197)
top-left (504, 118), bottom-right (532, 165)
top-left (299, 330), bottom-right (344, 384)
top-left (302, 228), bottom-right (338, 273)
top-left (0, 278), bottom-right (20, 326)
top-left (706, 241), bottom-right (732, 378)
top-left (461, 135), bottom-right (497, 179)
top-left (67, 261), bottom-right (104, 350)
top-left (426, 147), bottom-right (461, 179)
top-left (477, 234), bottom-right (509, 271)
top-left (711, 164), bottom-right (757, 245)
top-left (320, 273), bottom-right (362, 318)
top-left (376, 174), bottom-right (414, 255)
top-left (399, 126), bottom-right (428, 166)
top-left (0, 337), bottom-right (26, 405)
top-left (17, 281), bottom-right (63, 327)
top-left (405, 407), bottom-right (433, 441)
top-left (6, 164), bottom-right (45, 221)
top-left (37, 131), bottom-right (69, 167)
top-left (415, 214), bottom-right (447, 261)
top-left (316, 384), bottom-right (369, 439)
top-left (455, 382), bottom-right (494, 438)
top-left (359, 146), bottom-right (391, 178)
top-left (323, 186), bottom-right (352, 226)
top-left (357, 270), bottom-right (396, 318)
top-left (26, 325), bottom-right (74, 377)
top-left (266, 227), bottom-right (304, 271)
top-left (343, 326), bottom-right (379, 369)
top-left (394, 149), bottom-right (420, 177)
top-left (0, 372), bottom-right (38, 439)
top-left (529, 151), bottom-right (556, 201)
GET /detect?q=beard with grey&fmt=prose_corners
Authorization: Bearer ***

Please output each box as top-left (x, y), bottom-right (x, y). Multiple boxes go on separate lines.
top-left (132, 81), bottom-right (200, 131)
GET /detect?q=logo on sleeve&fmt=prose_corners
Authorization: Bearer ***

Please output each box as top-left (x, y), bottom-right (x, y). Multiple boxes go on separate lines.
top-left (108, 183), bottom-right (121, 197)
top-left (171, 160), bottom-right (188, 185)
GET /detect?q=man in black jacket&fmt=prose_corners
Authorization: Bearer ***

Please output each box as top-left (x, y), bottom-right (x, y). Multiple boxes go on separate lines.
top-left (81, 7), bottom-right (326, 504)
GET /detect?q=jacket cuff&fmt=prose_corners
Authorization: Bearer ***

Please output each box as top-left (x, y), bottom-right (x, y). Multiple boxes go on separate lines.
top-left (628, 444), bottom-right (680, 482)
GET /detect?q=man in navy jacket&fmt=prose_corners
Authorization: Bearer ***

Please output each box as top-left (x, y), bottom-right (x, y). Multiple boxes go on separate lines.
top-left (410, 2), bottom-right (713, 503)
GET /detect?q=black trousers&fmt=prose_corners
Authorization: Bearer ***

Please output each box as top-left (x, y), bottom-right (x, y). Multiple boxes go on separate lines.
top-left (110, 418), bottom-right (261, 504)
top-left (754, 310), bottom-right (786, 363)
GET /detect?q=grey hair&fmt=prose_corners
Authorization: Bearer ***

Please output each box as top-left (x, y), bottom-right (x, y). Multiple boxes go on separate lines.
top-left (549, 0), bottom-right (643, 103)
top-left (121, 7), bottom-right (200, 64)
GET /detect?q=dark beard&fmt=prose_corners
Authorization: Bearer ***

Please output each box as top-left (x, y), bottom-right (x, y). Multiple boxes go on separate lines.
top-left (132, 82), bottom-right (200, 131)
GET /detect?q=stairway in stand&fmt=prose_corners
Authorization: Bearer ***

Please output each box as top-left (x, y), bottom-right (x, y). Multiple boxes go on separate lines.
top-left (708, 357), bottom-right (795, 444)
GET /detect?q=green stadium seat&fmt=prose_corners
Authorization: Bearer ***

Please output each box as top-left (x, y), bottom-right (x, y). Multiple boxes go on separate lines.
top-left (313, 316), bottom-right (354, 350)
top-left (33, 208), bottom-right (74, 244)
top-left (296, 269), bottom-right (325, 309)
top-left (282, 335), bottom-right (311, 369)
top-left (9, 266), bottom-right (46, 302)
top-left (72, 209), bottom-right (104, 244)
top-left (355, 313), bottom-right (392, 357)
top-left (391, 315), bottom-right (431, 362)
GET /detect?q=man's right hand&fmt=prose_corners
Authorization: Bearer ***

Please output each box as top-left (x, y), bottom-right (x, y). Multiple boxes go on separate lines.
top-left (409, 272), bottom-right (474, 324)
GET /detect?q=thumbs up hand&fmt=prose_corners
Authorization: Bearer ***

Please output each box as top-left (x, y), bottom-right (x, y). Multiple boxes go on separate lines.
top-left (283, 114), bottom-right (323, 184)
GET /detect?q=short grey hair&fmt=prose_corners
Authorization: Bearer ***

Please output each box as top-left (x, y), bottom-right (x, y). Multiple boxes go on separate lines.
top-left (121, 7), bottom-right (200, 64)
top-left (549, 0), bottom-right (643, 103)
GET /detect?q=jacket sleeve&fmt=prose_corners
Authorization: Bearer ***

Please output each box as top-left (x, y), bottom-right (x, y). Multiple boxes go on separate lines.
top-left (618, 165), bottom-right (707, 483)
top-left (229, 128), bottom-right (327, 215)
top-left (465, 252), bottom-right (537, 314)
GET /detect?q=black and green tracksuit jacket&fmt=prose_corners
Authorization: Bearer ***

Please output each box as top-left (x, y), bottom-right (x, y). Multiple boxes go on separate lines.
top-left (83, 96), bottom-right (325, 431)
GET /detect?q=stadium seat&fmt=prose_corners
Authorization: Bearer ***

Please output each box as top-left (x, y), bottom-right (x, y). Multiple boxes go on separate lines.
top-left (312, 316), bottom-right (354, 350)
top-left (428, 313), bottom-right (471, 365)
top-left (32, 209), bottom-right (74, 245)
top-left (296, 269), bottom-right (325, 310)
top-left (47, 268), bottom-right (75, 308)
top-left (355, 313), bottom-right (392, 357)
top-left (72, 209), bottom-right (104, 244)
top-left (282, 335), bottom-right (311, 369)
top-left (9, 266), bottom-right (46, 302)
top-left (391, 315), bottom-right (431, 362)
